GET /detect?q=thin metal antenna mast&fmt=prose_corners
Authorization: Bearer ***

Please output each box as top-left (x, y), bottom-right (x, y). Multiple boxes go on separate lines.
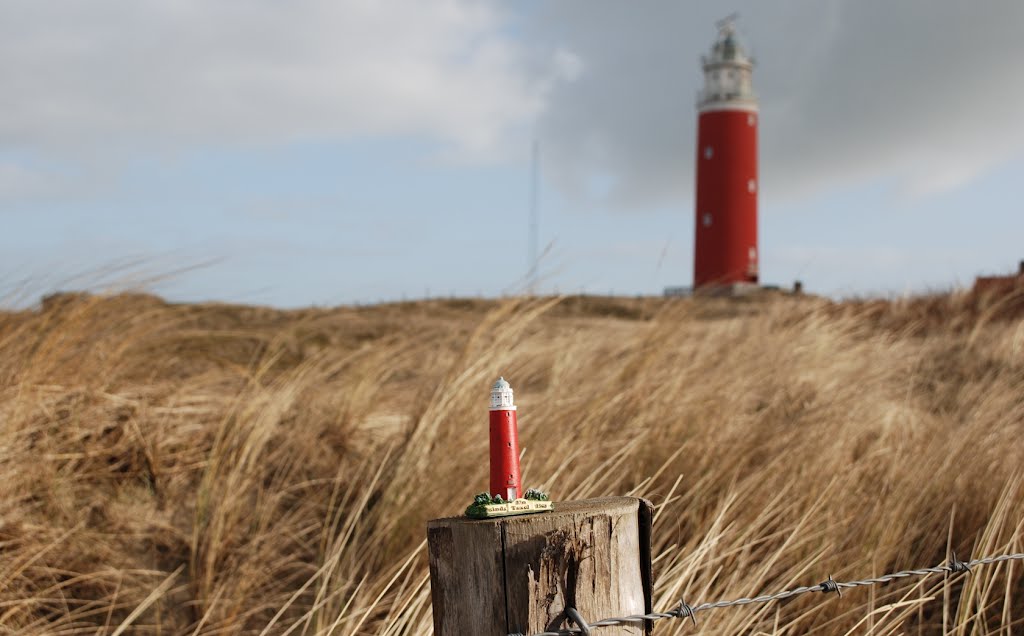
top-left (527, 138), bottom-right (540, 295)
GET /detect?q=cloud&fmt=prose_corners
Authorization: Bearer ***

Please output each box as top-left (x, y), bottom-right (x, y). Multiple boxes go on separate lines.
top-left (4, 1), bottom-right (1021, 209)
top-left (525, 0), bottom-right (1024, 206)
top-left (0, 161), bottom-right (44, 199)
top-left (0, 0), bottom-right (573, 159)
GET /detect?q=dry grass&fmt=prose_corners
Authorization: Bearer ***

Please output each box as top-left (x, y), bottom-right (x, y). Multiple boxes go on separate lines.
top-left (1, 289), bottom-right (1022, 635)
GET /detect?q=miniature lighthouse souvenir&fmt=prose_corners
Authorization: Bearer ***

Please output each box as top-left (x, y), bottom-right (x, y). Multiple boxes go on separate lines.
top-left (465, 377), bottom-right (553, 519)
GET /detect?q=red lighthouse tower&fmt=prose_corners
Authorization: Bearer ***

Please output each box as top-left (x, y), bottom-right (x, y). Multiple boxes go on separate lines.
top-left (488, 377), bottom-right (522, 501)
top-left (693, 17), bottom-right (759, 290)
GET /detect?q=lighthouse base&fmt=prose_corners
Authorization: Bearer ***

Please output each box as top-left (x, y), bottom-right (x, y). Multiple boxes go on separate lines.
top-left (465, 489), bottom-right (553, 519)
top-left (466, 498), bottom-right (555, 519)
top-left (694, 282), bottom-right (761, 297)
top-left (663, 282), bottom-right (767, 297)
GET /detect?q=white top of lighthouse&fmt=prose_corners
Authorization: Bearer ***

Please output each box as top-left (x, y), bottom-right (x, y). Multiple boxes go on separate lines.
top-left (490, 377), bottom-right (516, 411)
top-left (698, 16), bottom-right (757, 113)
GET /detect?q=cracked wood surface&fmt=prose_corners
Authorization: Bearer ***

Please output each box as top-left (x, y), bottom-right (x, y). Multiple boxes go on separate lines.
top-left (428, 497), bottom-right (653, 636)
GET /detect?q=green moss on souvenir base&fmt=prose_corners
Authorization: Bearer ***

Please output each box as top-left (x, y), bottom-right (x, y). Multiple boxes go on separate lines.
top-left (465, 491), bottom-right (553, 519)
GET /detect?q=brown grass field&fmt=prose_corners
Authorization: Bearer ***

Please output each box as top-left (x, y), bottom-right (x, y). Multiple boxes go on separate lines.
top-left (1, 289), bottom-right (1022, 635)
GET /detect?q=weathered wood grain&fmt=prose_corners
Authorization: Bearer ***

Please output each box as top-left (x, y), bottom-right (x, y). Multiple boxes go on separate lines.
top-left (427, 517), bottom-right (507, 635)
top-left (427, 497), bottom-right (653, 636)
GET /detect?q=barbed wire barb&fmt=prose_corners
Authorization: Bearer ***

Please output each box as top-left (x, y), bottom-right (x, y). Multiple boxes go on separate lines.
top-left (818, 574), bottom-right (841, 597)
top-left (509, 551), bottom-right (1024, 636)
top-left (674, 600), bottom-right (697, 626)
top-left (949, 551), bottom-right (971, 574)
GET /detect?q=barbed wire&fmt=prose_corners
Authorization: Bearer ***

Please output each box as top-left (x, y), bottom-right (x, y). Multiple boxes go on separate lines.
top-left (510, 552), bottom-right (1024, 636)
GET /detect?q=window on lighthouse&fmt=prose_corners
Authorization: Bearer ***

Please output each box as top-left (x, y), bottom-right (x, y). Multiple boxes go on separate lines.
top-left (702, 212), bottom-right (712, 227)
top-left (747, 179), bottom-right (757, 193)
top-left (703, 146), bottom-right (714, 159)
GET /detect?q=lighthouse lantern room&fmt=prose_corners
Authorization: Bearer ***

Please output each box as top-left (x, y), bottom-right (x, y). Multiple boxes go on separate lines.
top-left (693, 17), bottom-right (759, 290)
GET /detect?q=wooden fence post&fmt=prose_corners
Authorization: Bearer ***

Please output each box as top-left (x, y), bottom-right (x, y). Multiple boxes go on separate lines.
top-left (427, 496), bottom-right (653, 636)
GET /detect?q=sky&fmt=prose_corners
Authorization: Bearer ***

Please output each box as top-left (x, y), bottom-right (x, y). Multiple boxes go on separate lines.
top-left (2, 0), bottom-right (1023, 307)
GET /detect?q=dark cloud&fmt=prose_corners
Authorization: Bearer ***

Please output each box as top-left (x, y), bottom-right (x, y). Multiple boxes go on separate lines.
top-left (527, 0), bottom-right (1024, 206)
top-left (2, 0), bottom-right (1021, 208)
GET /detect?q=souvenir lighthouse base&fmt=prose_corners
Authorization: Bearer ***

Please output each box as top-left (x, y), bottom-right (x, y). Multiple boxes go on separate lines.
top-left (465, 489), bottom-right (554, 519)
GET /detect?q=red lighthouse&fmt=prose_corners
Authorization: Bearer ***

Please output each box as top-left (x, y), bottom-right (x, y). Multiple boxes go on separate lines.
top-left (488, 377), bottom-right (522, 501)
top-left (694, 17), bottom-right (759, 290)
